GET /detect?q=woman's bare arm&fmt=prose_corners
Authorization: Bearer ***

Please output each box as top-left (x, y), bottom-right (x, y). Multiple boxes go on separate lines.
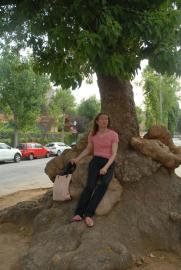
top-left (71, 142), bottom-right (93, 164)
top-left (100, 143), bottom-right (118, 175)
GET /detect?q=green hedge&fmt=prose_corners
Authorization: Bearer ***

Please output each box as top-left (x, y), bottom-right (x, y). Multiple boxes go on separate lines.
top-left (0, 131), bottom-right (77, 146)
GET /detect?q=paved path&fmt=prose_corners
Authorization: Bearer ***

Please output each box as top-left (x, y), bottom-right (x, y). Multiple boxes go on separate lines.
top-left (0, 158), bottom-right (53, 196)
top-left (0, 155), bottom-right (180, 197)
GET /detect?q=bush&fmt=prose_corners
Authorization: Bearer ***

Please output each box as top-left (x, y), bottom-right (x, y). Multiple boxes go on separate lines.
top-left (0, 131), bottom-right (76, 146)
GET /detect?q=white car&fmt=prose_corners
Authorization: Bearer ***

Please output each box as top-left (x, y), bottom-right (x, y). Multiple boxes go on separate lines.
top-left (45, 142), bottom-right (71, 156)
top-left (0, 143), bottom-right (22, 162)
top-left (173, 137), bottom-right (181, 146)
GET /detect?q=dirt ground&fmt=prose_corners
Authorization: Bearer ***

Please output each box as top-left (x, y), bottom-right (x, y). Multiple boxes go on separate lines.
top-left (0, 188), bottom-right (50, 210)
top-left (0, 188), bottom-right (50, 270)
top-left (132, 250), bottom-right (181, 270)
top-left (0, 189), bottom-right (181, 270)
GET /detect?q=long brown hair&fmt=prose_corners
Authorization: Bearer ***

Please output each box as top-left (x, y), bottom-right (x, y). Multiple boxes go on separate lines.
top-left (92, 112), bottom-right (111, 136)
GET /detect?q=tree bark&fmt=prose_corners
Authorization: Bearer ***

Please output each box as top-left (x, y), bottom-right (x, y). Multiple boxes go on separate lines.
top-left (13, 125), bottom-right (18, 148)
top-left (12, 113), bottom-right (18, 147)
top-left (97, 74), bottom-right (139, 152)
top-left (61, 112), bottom-right (65, 142)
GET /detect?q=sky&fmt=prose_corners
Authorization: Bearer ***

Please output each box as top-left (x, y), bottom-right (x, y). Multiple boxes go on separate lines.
top-left (72, 60), bottom-right (148, 107)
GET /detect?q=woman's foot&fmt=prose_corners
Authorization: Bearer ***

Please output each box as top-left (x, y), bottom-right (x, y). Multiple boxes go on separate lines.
top-left (84, 216), bottom-right (94, 227)
top-left (71, 215), bottom-right (82, 222)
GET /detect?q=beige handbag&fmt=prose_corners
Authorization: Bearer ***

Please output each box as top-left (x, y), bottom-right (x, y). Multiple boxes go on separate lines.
top-left (53, 174), bottom-right (72, 201)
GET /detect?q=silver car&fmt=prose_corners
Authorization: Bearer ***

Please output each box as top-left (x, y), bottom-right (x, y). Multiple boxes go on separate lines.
top-left (45, 142), bottom-right (71, 156)
top-left (0, 143), bottom-right (22, 162)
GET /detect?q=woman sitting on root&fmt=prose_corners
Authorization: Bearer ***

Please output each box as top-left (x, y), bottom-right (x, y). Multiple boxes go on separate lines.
top-left (71, 112), bottom-right (119, 227)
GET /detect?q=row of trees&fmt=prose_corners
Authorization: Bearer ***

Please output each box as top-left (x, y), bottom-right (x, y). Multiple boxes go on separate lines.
top-left (0, 48), bottom-right (101, 146)
top-left (0, 47), bottom-right (50, 146)
top-left (142, 67), bottom-right (180, 134)
top-left (133, 65), bottom-right (181, 135)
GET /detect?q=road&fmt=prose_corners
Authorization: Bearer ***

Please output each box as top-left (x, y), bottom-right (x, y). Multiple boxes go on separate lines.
top-left (0, 158), bottom-right (53, 197)
top-left (0, 154), bottom-right (181, 198)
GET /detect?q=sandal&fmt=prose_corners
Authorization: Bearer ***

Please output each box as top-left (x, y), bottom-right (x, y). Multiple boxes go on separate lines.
top-left (71, 215), bottom-right (82, 222)
top-left (84, 216), bottom-right (94, 227)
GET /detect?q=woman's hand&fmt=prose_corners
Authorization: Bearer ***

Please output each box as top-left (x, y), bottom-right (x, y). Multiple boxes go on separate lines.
top-left (70, 158), bottom-right (78, 165)
top-left (70, 143), bottom-right (93, 165)
top-left (100, 166), bottom-right (108, 175)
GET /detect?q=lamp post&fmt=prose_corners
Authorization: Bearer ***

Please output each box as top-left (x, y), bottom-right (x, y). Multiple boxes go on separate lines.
top-left (73, 120), bottom-right (77, 142)
top-left (61, 107), bottom-right (65, 142)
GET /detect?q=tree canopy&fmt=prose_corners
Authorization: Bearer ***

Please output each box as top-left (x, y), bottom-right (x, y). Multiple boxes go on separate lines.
top-left (77, 95), bottom-right (101, 122)
top-left (0, 1), bottom-right (180, 89)
top-left (0, 48), bottom-right (50, 145)
top-left (142, 66), bottom-right (180, 134)
top-left (0, 1), bottom-right (181, 149)
top-left (48, 87), bottom-right (76, 128)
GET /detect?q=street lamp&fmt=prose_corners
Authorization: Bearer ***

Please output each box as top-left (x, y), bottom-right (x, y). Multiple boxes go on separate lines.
top-left (61, 108), bottom-right (65, 142)
top-left (73, 120), bottom-right (77, 142)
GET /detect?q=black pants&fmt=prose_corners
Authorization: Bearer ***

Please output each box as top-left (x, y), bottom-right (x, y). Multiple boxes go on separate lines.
top-left (75, 156), bottom-right (115, 217)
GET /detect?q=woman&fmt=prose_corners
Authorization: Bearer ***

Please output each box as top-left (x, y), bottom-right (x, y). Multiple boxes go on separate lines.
top-left (71, 112), bottom-right (119, 227)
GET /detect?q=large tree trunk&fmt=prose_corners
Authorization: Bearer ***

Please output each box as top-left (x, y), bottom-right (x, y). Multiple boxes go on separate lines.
top-left (97, 74), bottom-right (139, 152)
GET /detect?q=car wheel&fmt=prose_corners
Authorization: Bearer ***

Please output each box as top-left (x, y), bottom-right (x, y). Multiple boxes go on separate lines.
top-left (14, 153), bottom-right (21, 163)
top-left (46, 152), bottom-right (50, 158)
top-left (57, 150), bottom-right (61, 156)
top-left (29, 154), bottom-right (34, 160)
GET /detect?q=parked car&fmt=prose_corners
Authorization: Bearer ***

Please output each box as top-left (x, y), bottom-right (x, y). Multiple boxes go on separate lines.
top-left (0, 143), bottom-right (22, 163)
top-left (173, 137), bottom-right (181, 146)
top-left (70, 142), bottom-right (76, 148)
top-left (18, 143), bottom-right (50, 160)
top-left (45, 142), bottom-right (71, 156)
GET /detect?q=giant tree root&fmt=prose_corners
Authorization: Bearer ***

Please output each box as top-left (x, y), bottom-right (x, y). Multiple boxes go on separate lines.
top-left (1, 125), bottom-right (180, 269)
top-left (0, 166), bottom-right (181, 270)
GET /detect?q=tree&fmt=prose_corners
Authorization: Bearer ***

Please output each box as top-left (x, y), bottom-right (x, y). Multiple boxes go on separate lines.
top-left (1, 2), bottom-right (181, 269)
top-left (77, 95), bottom-right (101, 127)
top-left (135, 106), bottom-right (144, 126)
top-left (48, 88), bottom-right (76, 141)
top-left (176, 109), bottom-right (181, 133)
top-left (0, 1), bottom-right (180, 151)
top-left (0, 49), bottom-right (50, 146)
top-left (142, 66), bottom-right (180, 134)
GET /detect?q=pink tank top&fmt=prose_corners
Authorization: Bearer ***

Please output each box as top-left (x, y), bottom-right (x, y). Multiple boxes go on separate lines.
top-left (88, 129), bottom-right (119, 159)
